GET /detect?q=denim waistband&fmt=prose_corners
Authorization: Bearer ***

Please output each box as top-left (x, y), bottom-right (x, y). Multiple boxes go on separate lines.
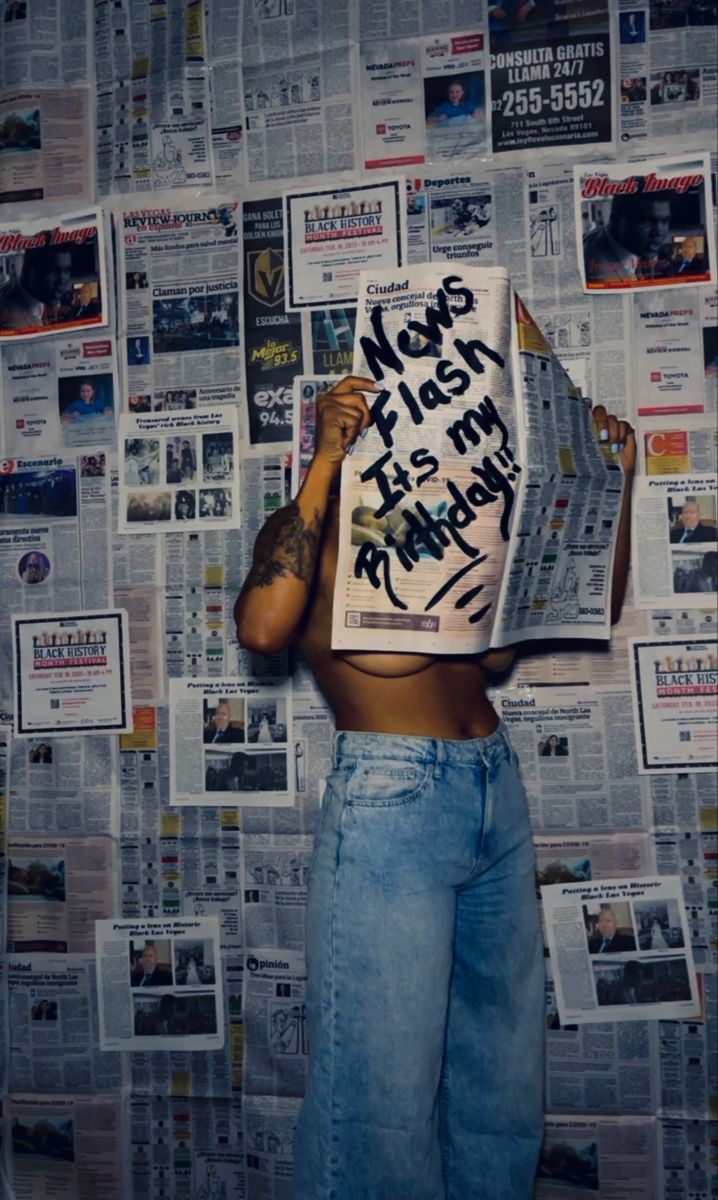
top-left (332, 722), bottom-right (513, 771)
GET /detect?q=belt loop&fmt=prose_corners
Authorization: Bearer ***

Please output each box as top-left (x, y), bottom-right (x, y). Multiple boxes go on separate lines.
top-left (433, 738), bottom-right (445, 779)
top-left (332, 732), bottom-right (342, 769)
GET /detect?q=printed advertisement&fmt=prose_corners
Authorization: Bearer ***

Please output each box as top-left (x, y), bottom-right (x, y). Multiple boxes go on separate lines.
top-left (489, 0), bottom-right (612, 154)
top-left (283, 178), bottom-right (407, 310)
top-left (169, 677), bottom-right (294, 807)
top-left (96, 916), bottom-right (225, 1051)
top-left (12, 610), bottom-right (132, 737)
top-left (0, 86), bottom-right (92, 205)
top-left (629, 636), bottom-right (717, 773)
top-left (575, 154), bottom-right (715, 292)
top-left (117, 406), bottom-right (240, 533)
top-left (0, 208), bottom-right (107, 342)
top-left (633, 285), bottom-right (717, 417)
top-left (291, 375), bottom-right (335, 493)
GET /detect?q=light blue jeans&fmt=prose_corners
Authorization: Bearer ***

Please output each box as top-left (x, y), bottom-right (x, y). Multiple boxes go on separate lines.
top-left (293, 724), bottom-right (544, 1200)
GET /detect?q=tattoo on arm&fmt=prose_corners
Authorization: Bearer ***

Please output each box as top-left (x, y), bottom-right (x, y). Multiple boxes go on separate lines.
top-left (241, 502), bottom-right (322, 592)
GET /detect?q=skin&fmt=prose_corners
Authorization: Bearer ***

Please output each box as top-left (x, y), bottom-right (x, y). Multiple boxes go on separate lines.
top-left (235, 379), bottom-right (635, 740)
top-left (596, 910), bottom-right (618, 939)
top-left (212, 701), bottom-right (231, 732)
top-left (615, 199), bottom-right (671, 258)
top-left (679, 500), bottom-right (701, 530)
top-left (679, 238), bottom-right (697, 261)
top-left (138, 945), bottom-right (159, 974)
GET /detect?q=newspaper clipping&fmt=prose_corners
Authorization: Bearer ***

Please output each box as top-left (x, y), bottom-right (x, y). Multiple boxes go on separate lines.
top-left (629, 635), bottom-right (718, 773)
top-left (96, 916), bottom-right (224, 1052)
top-left (283, 178), bottom-right (407, 310)
top-left (543, 875), bottom-right (700, 1024)
top-left (575, 154), bottom-right (715, 292)
top-left (12, 609), bottom-right (132, 738)
top-left (0, 87), bottom-right (92, 205)
top-left (169, 677), bottom-right (294, 807)
top-left (0, 209), bottom-right (107, 341)
top-left (117, 406), bottom-right (240, 533)
top-left (631, 473), bottom-right (717, 607)
top-left (10, 1091), bottom-right (125, 1200)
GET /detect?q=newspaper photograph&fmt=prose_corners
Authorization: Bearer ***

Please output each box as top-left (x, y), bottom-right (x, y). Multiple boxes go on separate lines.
top-left (291, 374), bottom-right (335, 494)
top-left (242, 194), bottom-right (305, 446)
top-left (96, 916), bottom-right (225, 1052)
top-left (332, 264), bottom-right (623, 653)
top-left (12, 609), bottom-right (133, 738)
top-left (118, 199), bottom-right (242, 417)
top-left (629, 635), bottom-right (717, 774)
top-left (535, 1114), bottom-right (658, 1200)
top-left (407, 169), bottom-right (498, 268)
top-left (0, 208), bottom-right (107, 341)
top-left (631, 473), bottom-right (717, 607)
top-left (283, 178), bottom-right (407, 310)
top-left (575, 154), bottom-right (715, 292)
top-left (8, 729), bottom-right (117, 839)
top-left (543, 875), bottom-right (700, 1025)
top-left (632, 286), bottom-right (717, 418)
top-left (10, 1092), bottom-right (125, 1200)
top-left (169, 677), bottom-right (294, 807)
top-left (0, 86), bottom-right (92, 205)
top-left (7, 834), bottom-right (115, 954)
top-left (488, 0), bottom-right (612, 156)
top-left (243, 948), bottom-right (307, 1099)
top-left (308, 306), bottom-right (356, 375)
top-left (1, 333), bottom-right (119, 455)
top-left (117, 406), bottom-right (240, 533)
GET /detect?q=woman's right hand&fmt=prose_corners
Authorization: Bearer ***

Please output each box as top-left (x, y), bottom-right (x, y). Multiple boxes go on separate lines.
top-left (313, 375), bottom-right (378, 471)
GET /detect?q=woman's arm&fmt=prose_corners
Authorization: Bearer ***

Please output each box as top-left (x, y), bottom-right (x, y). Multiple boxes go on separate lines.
top-left (591, 404), bottom-right (636, 624)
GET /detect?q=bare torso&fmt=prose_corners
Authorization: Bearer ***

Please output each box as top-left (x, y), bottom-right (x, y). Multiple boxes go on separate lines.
top-left (297, 501), bottom-right (509, 739)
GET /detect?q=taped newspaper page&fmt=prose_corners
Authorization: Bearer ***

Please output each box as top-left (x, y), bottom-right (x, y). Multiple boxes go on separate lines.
top-left (332, 264), bottom-right (622, 653)
top-left (637, 416), bottom-right (717, 475)
top-left (631, 473), bottom-right (717, 607)
top-left (628, 635), bottom-right (717, 774)
top-left (488, 0), bottom-right (612, 156)
top-left (169, 677), bottom-right (294, 807)
top-left (7, 835), bottom-right (115, 954)
top-left (12, 609), bottom-right (133, 738)
top-left (0, 208), bottom-right (107, 341)
top-left (9, 1092), bottom-right (125, 1200)
top-left (632, 285), bottom-right (717, 418)
top-left (543, 875), bottom-right (700, 1024)
top-left (283, 178), bottom-right (407, 310)
top-left (291, 375), bottom-right (335, 494)
top-left (1, 334), bottom-right (119, 455)
top-left (96, 916), bottom-right (224, 1051)
top-left (575, 153), bottom-right (715, 292)
top-left (535, 1114), bottom-right (658, 1199)
top-left (117, 405), bottom-right (240, 533)
top-left (0, 87), bottom-right (92, 205)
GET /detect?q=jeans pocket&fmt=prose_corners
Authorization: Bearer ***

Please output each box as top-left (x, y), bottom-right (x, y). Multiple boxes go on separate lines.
top-left (347, 759), bottom-right (430, 807)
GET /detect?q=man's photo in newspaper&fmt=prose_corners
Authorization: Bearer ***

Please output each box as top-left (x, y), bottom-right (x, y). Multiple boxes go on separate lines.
top-left (130, 939), bottom-right (173, 988)
top-left (173, 938), bottom-right (216, 986)
top-left (199, 487), bottom-right (232, 519)
top-left (132, 991), bottom-right (218, 1037)
top-left (649, 0), bottom-right (716, 29)
top-left (17, 551), bottom-right (51, 585)
top-left (592, 956), bottom-right (693, 1007)
top-left (152, 291), bottom-right (239, 354)
top-left (536, 1135), bottom-right (598, 1192)
top-left (165, 435), bottom-right (197, 484)
top-left (58, 373), bottom-right (114, 444)
top-left (154, 388), bottom-right (197, 411)
top-left (204, 748), bottom-right (289, 794)
top-left (12, 1112), bottom-right (74, 1162)
top-left (203, 697), bottom-right (245, 744)
top-left (202, 432), bottom-right (234, 481)
top-left (126, 491), bottom-right (171, 523)
top-left (668, 492), bottom-right (717, 594)
top-left (583, 901), bottom-right (637, 954)
top-left (0, 465), bottom-right (77, 522)
top-left (8, 853), bottom-right (65, 901)
top-left (124, 438), bottom-right (160, 487)
top-left (0, 226), bottom-right (103, 336)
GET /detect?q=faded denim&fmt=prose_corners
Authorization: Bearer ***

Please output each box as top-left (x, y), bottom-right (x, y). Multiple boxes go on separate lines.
top-left (293, 723), bottom-right (544, 1200)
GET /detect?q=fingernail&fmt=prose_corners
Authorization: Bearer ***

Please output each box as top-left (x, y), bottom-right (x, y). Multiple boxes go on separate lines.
top-left (611, 442), bottom-right (620, 453)
top-left (599, 429), bottom-right (608, 441)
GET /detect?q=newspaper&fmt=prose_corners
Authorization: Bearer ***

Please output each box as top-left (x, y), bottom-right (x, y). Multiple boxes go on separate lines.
top-left (0, 208), bottom-right (108, 342)
top-left (241, 834), bottom-right (313, 951)
top-left (495, 684), bottom-right (647, 832)
top-left (96, 916), bottom-right (224, 1051)
top-left (169, 677), bottom-right (294, 807)
top-left (632, 286), bottom-right (717, 419)
top-left (243, 948), bottom-right (307, 1098)
top-left (113, 587), bottom-right (165, 702)
top-left (628, 635), bottom-right (718, 774)
top-left (291, 374), bottom-right (335, 493)
top-left (406, 168), bottom-right (503, 268)
top-left (360, 30), bottom-right (487, 170)
top-left (575, 153), bottom-right (716, 293)
top-left (535, 1114), bottom-right (658, 1199)
top-left (242, 195), bottom-right (305, 447)
top-left (332, 263), bottom-right (624, 653)
top-left (649, 607), bottom-right (718, 639)
top-left (306, 305), bottom-right (356, 374)
top-left (660, 1117), bottom-right (718, 1200)
top-left (204, 2), bottom-right (246, 188)
top-left (0, 0), bottom-right (90, 91)
top-left (94, 0), bottom-right (212, 195)
top-left (654, 828), bottom-right (717, 965)
top-left (7, 954), bottom-right (123, 1092)
top-left (240, 0), bottom-right (355, 183)
top-left (488, 0), bottom-right (612, 156)
top-left (244, 1094), bottom-right (304, 1200)
top-left (535, 834), bottom-right (653, 891)
top-left (0, 87), bottom-right (92, 204)
top-left (0, 450), bottom-right (113, 713)
top-left (7, 835), bottom-right (115, 954)
top-left (8, 732), bottom-right (118, 837)
top-left (1, 333), bottom-right (119, 456)
top-left (117, 198), bottom-right (242, 414)
top-left (9, 1091), bottom-right (125, 1200)
top-left (117, 406), bottom-right (241, 533)
top-left (11, 609), bottom-right (133, 738)
top-left (648, 768), bottom-right (718, 835)
top-left (637, 416), bottom-right (718, 475)
top-left (631, 473), bottom-right (717, 607)
top-left (282, 178), bottom-right (408, 310)
top-left (129, 1095), bottom-right (244, 1199)
top-left (660, 970), bottom-right (717, 1119)
top-left (617, 0), bottom-right (718, 148)
top-left (543, 876), bottom-right (700, 1025)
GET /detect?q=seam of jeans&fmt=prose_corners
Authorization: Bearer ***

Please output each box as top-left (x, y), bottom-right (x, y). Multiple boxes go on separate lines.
top-left (327, 801), bottom-right (345, 1200)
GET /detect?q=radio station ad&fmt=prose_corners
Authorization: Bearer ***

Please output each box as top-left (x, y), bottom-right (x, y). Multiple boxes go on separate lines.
top-left (96, 916), bottom-right (225, 1051)
top-left (283, 178), bottom-right (407, 310)
top-left (169, 677), bottom-right (294, 807)
top-left (628, 635), bottom-right (717, 773)
top-left (543, 875), bottom-right (700, 1025)
top-left (12, 609), bottom-right (132, 738)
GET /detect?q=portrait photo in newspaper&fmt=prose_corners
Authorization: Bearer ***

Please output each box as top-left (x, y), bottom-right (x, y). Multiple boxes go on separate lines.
top-left (0, 209), bottom-right (106, 341)
top-left (575, 154), bottom-right (716, 291)
top-left (631, 472), bottom-right (717, 607)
